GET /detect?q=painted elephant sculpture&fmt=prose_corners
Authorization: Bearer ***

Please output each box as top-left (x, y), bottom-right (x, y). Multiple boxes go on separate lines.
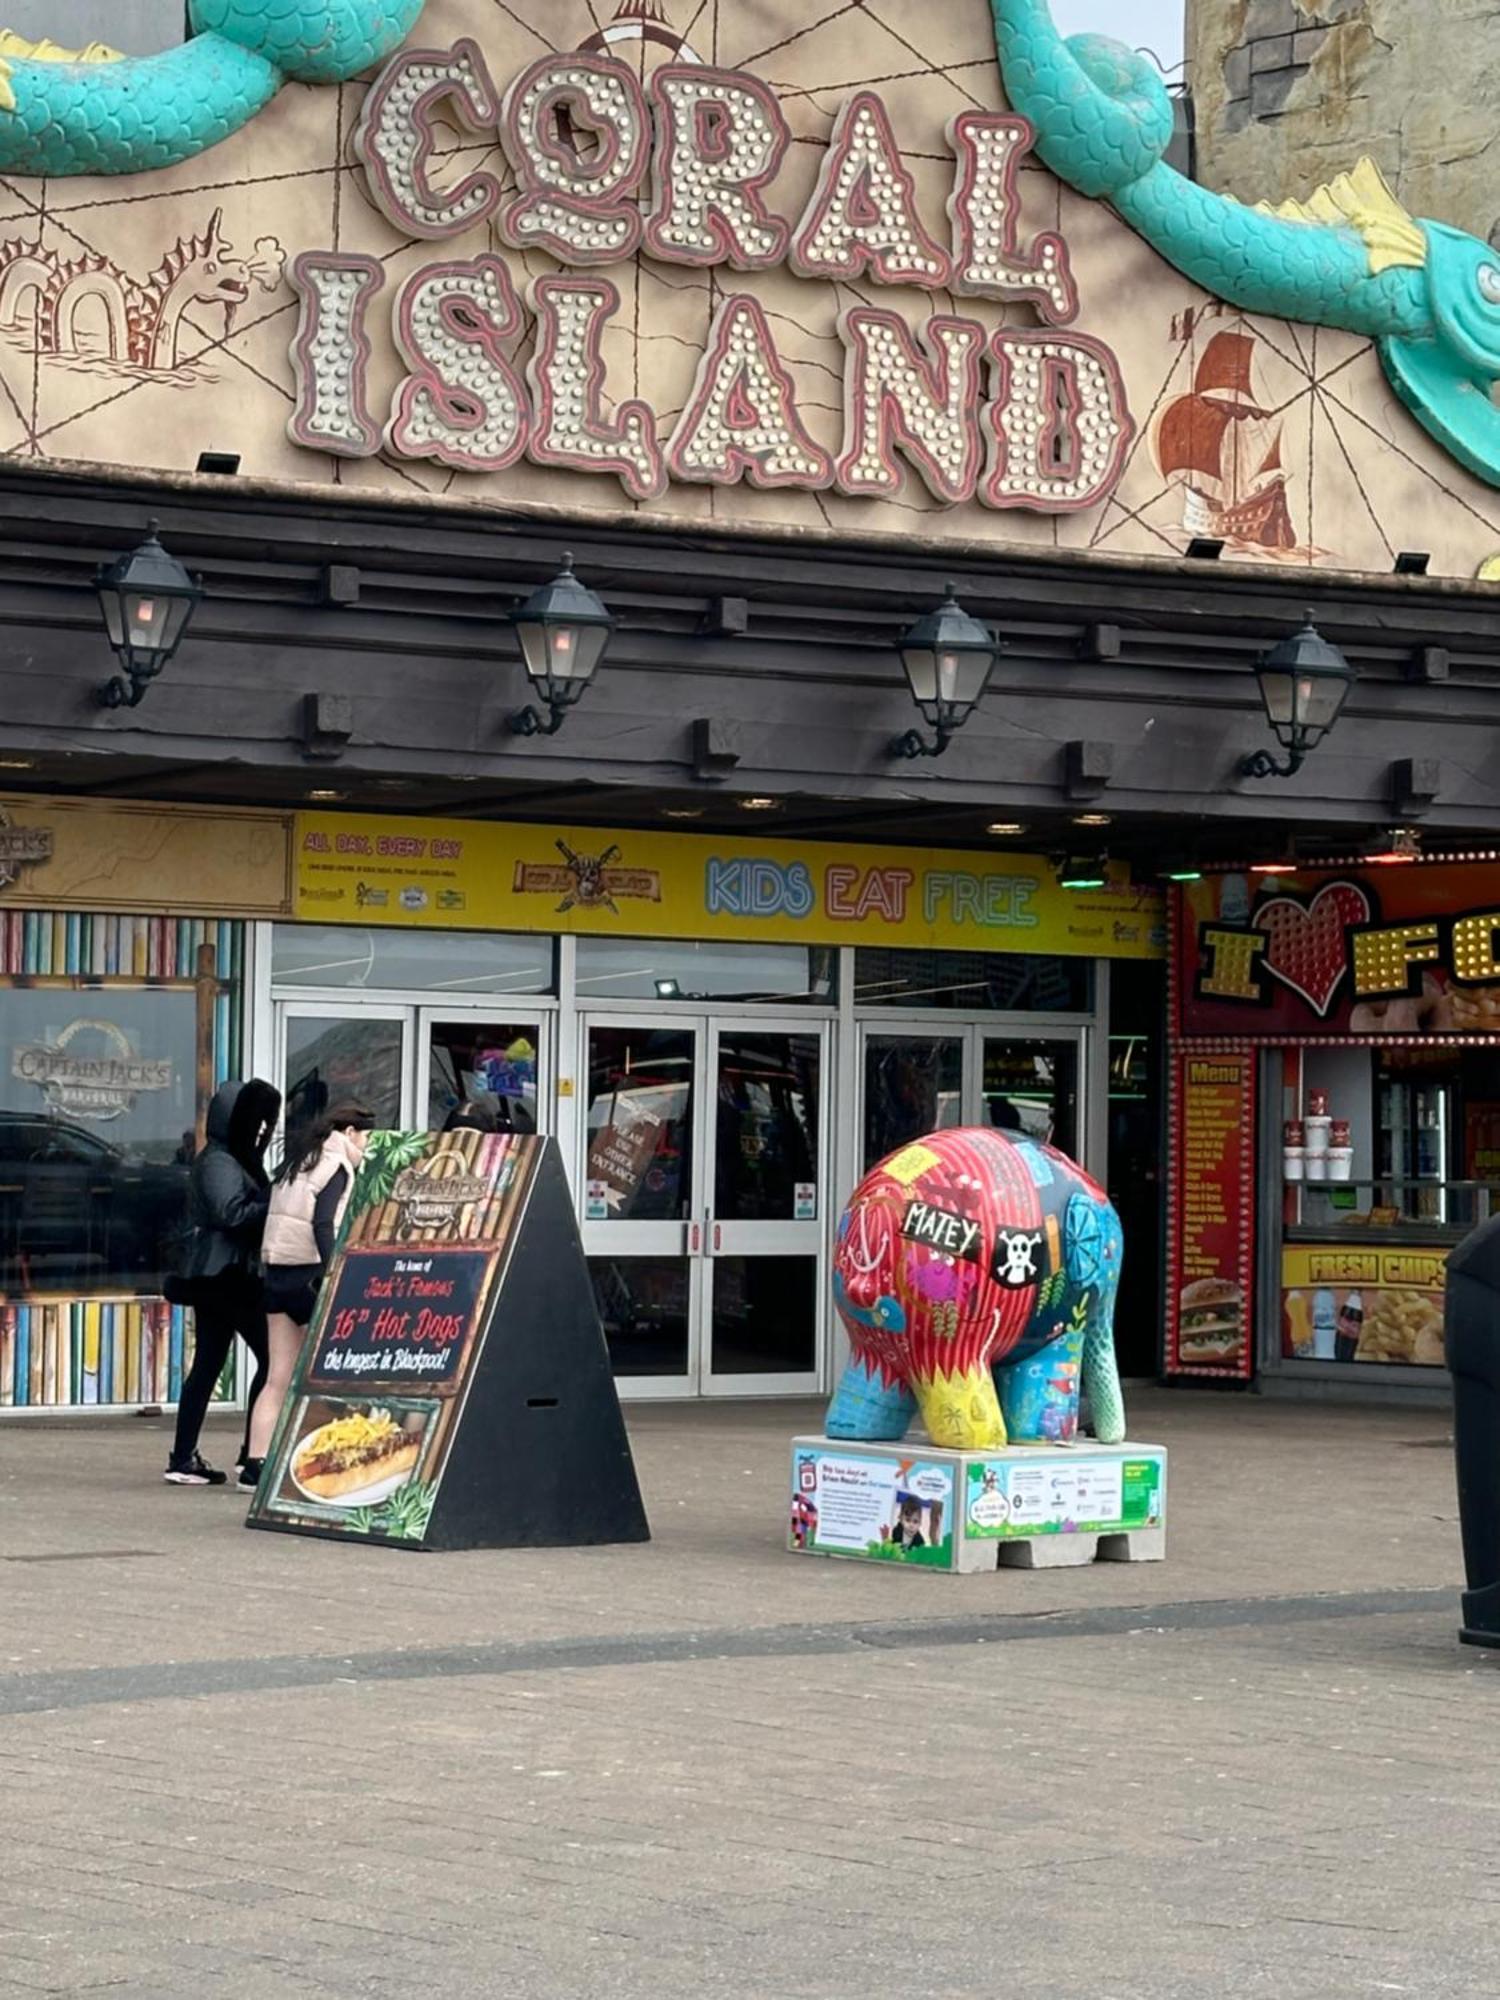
top-left (827, 1126), bottom-right (1125, 1452)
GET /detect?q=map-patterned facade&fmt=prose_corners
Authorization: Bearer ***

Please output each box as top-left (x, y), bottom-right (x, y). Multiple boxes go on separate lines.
top-left (0, 0), bottom-right (1494, 578)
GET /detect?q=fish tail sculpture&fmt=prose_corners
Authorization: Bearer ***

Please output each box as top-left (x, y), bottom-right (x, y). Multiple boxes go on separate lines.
top-left (0, 2), bottom-right (426, 177)
top-left (992, 0), bottom-right (1500, 489)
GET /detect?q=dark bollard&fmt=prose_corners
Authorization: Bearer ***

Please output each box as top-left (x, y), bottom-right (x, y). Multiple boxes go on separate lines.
top-left (1445, 1217), bottom-right (1500, 1646)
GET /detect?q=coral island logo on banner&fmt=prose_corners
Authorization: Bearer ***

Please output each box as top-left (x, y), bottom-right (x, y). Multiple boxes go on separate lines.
top-left (0, 805), bottom-right (53, 892)
top-left (13, 1019), bottom-right (173, 1121)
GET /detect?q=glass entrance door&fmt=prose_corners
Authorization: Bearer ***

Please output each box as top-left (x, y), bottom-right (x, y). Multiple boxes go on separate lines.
top-left (860, 1025), bottom-right (1086, 1172)
top-left (276, 1003), bottom-right (550, 1139)
top-left (581, 1017), bottom-right (703, 1387)
top-left (705, 1023), bottom-right (825, 1393)
top-left (580, 1014), bottom-right (827, 1395)
top-left (280, 1003), bottom-right (409, 1134)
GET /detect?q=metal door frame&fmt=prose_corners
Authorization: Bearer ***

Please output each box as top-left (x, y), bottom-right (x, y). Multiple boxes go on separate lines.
top-left (702, 1015), bottom-right (831, 1399)
top-left (578, 1010), bottom-right (709, 1400)
top-left (855, 1018), bottom-right (1099, 1174)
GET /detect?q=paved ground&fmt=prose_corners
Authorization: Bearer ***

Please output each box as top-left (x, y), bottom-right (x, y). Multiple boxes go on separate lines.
top-left (1, 1388), bottom-right (1495, 1997)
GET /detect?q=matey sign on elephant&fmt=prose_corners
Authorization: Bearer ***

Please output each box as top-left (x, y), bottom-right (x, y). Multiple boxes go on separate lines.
top-left (827, 1127), bottom-right (1126, 1452)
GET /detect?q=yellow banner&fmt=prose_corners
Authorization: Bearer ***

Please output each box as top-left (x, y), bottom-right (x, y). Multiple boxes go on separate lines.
top-left (1283, 1245), bottom-right (1450, 1291)
top-left (0, 796), bottom-right (292, 917)
top-left (293, 814), bottom-right (1165, 960)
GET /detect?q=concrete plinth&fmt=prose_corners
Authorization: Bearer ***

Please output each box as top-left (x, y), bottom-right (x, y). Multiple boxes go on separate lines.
top-left (788, 1436), bottom-right (1168, 1573)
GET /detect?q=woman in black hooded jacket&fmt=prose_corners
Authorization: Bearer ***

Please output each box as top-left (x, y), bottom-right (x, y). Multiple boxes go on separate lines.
top-left (166, 1078), bottom-right (282, 1486)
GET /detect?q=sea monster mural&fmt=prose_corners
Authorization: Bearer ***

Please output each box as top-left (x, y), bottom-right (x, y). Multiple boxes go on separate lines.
top-left (0, 3), bottom-right (426, 177)
top-left (992, 0), bottom-right (1500, 491)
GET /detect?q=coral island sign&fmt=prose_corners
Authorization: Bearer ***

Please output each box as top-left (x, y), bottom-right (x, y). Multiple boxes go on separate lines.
top-left (286, 42), bottom-right (1132, 514)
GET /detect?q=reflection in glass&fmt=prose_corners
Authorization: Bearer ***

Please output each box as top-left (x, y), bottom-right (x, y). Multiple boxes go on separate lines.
top-left (855, 948), bottom-right (1090, 1012)
top-left (0, 987), bottom-right (198, 1294)
top-left (710, 1257), bottom-right (818, 1374)
top-left (715, 1032), bottom-right (820, 1221)
top-left (586, 1027), bottom-right (694, 1220)
top-left (589, 1257), bottom-right (691, 1375)
top-left (284, 1015), bottom-right (404, 1134)
top-left (576, 936), bottom-right (835, 1003)
top-left (863, 1036), bottom-right (963, 1171)
top-left (427, 1020), bottom-right (539, 1132)
top-left (272, 924), bottom-right (553, 994)
top-left (982, 1039), bottom-right (1078, 1155)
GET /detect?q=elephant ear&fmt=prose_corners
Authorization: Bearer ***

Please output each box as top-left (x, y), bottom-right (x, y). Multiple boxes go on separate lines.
top-left (1063, 1193), bottom-right (1113, 1288)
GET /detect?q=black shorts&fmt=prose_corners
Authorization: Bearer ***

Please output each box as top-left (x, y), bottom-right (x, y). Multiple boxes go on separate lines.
top-left (263, 1263), bottom-right (321, 1326)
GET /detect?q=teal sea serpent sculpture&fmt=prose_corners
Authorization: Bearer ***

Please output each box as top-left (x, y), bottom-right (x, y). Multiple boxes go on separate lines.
top-left (0, 2), bottom-right (426, 177)
top-left (992, 0), bottom-right (1500, 489)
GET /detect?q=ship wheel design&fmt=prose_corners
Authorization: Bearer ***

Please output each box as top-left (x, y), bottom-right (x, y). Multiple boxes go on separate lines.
top-left (578, 0), bottom-right (705, 63)
top-left (1063, 1194), bottom-right (1112, 1288)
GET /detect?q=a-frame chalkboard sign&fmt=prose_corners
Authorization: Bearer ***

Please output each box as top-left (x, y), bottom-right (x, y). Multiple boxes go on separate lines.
top-left (247, 1131), bottom-right (650, 1552)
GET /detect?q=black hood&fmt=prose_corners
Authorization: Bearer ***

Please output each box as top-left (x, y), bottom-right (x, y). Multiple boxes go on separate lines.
top-left (205, 1080), bottom-right (242, 1145)
top-left (206, 1079), bottom-right (282, 1176)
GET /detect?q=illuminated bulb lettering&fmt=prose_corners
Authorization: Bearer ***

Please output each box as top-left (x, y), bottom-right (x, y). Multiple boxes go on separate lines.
top-left (387, 257), bottom-right (529, 473)
top-left (500, 55), bottom-right (650, 265)
top-left (352, 39), bottom-right (503, 240)
top-left (286, 252), bottom-right (385, 459)
top-left (645, 65), bottom-right (791, 270)
top-left (667, 295), bottom-right (832, 489)
top-left (790, 92), bottom-right (951, 289)
top-left (947, 113), bottom-right (1078, 324)
top-left (836, 309), bottom-right (984, 504)
top-left (1451, 911), bottom-right (1500, 983)
top-left (527, 276), bottom-right (666, 501)
top-left (983, 331), bottom-right (1134, 512)
top-left (1198, 929), bottom-right (1267, 1002)
top-left (1352, 923), bottom-right (1440, 997)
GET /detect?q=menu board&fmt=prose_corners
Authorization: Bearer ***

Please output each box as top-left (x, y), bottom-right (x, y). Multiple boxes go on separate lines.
top-left (1166, 1050), bottom-right (1257, 1378)
top-left (248, 1131), bottom-right (648, 1551)
top-left (1282, 1243), bottom-right (1448, 1368)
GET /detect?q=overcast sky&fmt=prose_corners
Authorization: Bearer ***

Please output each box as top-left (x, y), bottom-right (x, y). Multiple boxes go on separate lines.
top-left (1051, 0), bottom-right (1186, 76)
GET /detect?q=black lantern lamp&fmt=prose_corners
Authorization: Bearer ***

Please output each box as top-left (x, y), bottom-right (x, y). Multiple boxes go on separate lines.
top-left (890, 582), bottom-right (1001, 759)
top-left (95, 521), bottom-right (203, 709)
top-left (1240, 611), bottom-right (1356, 780)
top-left (508, 552), bottom-right (614, 736)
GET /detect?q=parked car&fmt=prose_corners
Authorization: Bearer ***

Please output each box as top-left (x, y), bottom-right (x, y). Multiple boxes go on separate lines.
top-left (0, 1113), bottom-right (190, 1294)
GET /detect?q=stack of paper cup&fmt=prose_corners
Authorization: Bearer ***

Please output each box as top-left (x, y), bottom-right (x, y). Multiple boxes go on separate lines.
top-left (1327, 1146), bottom-right (1354, 1182)
top-left (1284, 1147), bottom-right (1306, 1182)
top-left (1305, 1113), bottom-right (1331, 1182)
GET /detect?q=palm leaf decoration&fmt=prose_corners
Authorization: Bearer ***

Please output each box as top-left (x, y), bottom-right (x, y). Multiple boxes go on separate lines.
top-left (334, 1130), bottom-right (431, 1251)
top-left (377, 1480), bottom-right (437, 1541)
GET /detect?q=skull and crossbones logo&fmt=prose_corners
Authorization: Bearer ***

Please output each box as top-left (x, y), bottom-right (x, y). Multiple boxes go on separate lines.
top-left (994, 1229), bottom-right (1042, 1288)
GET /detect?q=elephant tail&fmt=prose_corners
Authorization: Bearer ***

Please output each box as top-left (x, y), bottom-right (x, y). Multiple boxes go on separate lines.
top-left (990, 0), bottom-right (1175, 199)
top-left (1082, 1305), bottom-right (1126, 1445)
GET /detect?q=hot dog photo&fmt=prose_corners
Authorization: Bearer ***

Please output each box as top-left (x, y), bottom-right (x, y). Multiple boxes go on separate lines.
top-left (277, 1398), bottom-right (437, 1512)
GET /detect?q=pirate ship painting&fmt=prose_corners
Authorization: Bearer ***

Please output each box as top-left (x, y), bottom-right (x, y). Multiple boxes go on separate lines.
top-left (1152, 321), bottom-right (1299, 552)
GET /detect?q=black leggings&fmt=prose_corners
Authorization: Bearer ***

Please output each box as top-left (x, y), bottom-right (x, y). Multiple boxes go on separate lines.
top-left (172, 1275), bottom-right (268, 1467)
